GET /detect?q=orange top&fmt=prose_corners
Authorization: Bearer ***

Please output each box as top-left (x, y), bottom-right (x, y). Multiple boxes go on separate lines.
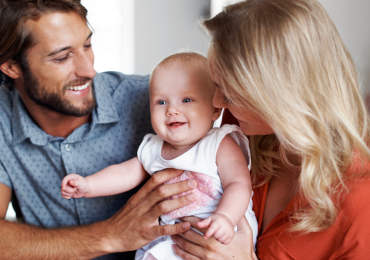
top-left (221, 109), bottom-right (370, 258)
top-left (253, 164), bottom-right (370, 259)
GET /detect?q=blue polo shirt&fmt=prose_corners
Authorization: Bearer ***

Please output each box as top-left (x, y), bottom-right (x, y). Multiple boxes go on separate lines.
top-left (0, 71), bottom-right (152, 259)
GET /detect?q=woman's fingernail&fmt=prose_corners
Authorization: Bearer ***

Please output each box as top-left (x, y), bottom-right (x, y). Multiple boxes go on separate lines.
top-left (187, 192), bottom-right (196, 200)
top-left (188, 179), bottom-right (197, 188)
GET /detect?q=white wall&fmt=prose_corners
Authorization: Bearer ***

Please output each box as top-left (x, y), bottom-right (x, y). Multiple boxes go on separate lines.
top-left (81, 0), bottom-right (136, 74)
top-left (318, 0), bottom-right (370, 95)
top-left (82, 0), bottom-right (210, 76)
top-left (135, 0), bottom-right (210, 75)
top-left (83, 0), bottom-right (370, 93)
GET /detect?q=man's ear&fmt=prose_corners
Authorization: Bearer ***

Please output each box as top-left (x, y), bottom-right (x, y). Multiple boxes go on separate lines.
top-left (212, 107), bottom-right (223, 122)
top-left (0, 60), bottom-right (22, 79)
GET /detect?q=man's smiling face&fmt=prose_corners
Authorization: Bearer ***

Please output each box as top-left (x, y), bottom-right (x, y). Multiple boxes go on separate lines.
top-left (20, 11), bottom-right (97, 117)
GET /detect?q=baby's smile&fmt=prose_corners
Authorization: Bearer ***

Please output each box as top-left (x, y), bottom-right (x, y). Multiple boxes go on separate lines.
top-left (167, 122), bottom-right (187, 128)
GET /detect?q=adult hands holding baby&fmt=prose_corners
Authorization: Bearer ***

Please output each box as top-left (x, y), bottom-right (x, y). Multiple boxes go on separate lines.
top-left (99, 168), bottom-right (197, 254)
top-left (172, 216), bottom-right (257, 260)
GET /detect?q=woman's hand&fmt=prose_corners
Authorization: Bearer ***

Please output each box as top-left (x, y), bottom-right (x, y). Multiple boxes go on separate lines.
top-left (101, 168), bottom-right (198, 254)
top-left (171, 216), bottom-right (257, 260)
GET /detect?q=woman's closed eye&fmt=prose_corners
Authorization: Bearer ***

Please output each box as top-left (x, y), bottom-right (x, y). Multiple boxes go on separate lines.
top-left (223, 94), bottom-right (232, 104)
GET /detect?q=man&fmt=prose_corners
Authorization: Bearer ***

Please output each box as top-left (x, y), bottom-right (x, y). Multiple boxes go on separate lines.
top-left (0, 1), bottom-right (195, 259)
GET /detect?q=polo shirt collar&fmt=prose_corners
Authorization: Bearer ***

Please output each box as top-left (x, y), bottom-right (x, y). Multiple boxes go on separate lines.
top-left (11, 73), bottom-right (119, 146)
top-left (91, 72), bottom-right (119, 126)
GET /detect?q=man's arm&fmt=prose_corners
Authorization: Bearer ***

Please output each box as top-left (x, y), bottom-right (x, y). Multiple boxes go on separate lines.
top-left (0, 169), bottom-right (197, 259)
top-left (0, 183), bottom-right (11, 219)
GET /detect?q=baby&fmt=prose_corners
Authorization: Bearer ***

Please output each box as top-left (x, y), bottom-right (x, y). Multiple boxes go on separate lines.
top-left (61, 52), bottom-right (257, 260)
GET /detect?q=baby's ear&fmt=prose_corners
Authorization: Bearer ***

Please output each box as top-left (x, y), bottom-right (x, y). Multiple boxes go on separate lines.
top-left (212, 107), bottom-right (222, 121)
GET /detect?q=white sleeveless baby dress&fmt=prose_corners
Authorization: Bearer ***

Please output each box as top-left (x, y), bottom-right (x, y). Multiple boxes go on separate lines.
top-left (135, 124), bottom-right (258, 260)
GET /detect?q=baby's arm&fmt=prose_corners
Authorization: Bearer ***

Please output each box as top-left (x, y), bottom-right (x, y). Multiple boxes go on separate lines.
top-left (61, 157), bottom-right (149, 199)
top-left (197, 135), bottom-right (252, 245)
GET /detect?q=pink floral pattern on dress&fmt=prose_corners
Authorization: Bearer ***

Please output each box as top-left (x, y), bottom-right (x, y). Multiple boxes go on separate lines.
top-left (161, 171), bottom-right (221, 222)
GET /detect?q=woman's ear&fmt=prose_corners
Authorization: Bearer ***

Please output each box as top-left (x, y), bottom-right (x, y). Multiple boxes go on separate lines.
top-left (0, 60), bottom-right (22, 79)
top-left (212, 107), bottom-right (223, 122)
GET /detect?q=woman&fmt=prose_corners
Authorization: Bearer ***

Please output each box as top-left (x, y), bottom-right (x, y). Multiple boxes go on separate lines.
top-left (171, 0), bottom-right (370, 259)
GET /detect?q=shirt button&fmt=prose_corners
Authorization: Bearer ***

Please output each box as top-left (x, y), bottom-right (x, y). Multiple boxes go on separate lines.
top-left (65, 144), bottom-right (71, 151)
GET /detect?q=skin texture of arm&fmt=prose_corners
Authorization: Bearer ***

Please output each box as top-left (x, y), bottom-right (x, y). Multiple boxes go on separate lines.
top-left (172, 216), bottom-right (257, 260)
top-left (198, 135), bottom-right (252, 244)
top-left (0, 169), bottom-right (197, 259)
top-left (61, 157), bottom-right (149, 198)
top-left (0, 183), bottom-right (11, 219)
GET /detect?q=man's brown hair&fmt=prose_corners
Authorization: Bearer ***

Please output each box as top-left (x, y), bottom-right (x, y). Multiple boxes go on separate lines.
top-left (0, 0), bottom-right (88, 88)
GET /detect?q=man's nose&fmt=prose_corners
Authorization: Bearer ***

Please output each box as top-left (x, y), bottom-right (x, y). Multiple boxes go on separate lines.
top-left (74, 51), bottom-right (96, 79)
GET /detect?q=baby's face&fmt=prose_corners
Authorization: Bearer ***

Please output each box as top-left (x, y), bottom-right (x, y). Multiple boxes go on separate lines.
top-left (150, 62), bottom-right (220, 149)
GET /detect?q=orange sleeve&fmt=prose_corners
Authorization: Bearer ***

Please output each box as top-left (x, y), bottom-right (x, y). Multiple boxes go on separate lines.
top-left (334, 201), bottom-right (370, 259)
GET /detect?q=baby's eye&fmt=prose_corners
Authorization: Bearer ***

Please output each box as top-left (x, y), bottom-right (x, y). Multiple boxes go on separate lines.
top-left (182, 98), bottom-right (193, 103)
top-left (158, 100), bottom-right (166, 105)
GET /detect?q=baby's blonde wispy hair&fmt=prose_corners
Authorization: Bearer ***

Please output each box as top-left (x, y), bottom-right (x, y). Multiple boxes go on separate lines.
top-left (204, 0), bottom-right (370, 232)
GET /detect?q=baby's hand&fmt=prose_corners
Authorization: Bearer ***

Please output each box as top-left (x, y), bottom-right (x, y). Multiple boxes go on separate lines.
top-left (197, 213), bottom-right (235, 245)
top-left (61, 174), bottom-right (89, 199)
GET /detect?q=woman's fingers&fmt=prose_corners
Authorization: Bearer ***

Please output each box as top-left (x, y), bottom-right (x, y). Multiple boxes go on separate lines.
top-left (235, 217), bottom-right (258, 260)
top-left (173, 216), bottom-right (258, 260)
top-left (172, 232), bottom-right (206, 259)
top-left (183, 216), bottom-right (208, 235)
top-left (236, 215), bottom-right (249, 231)
top-left (172, 244), bottom-right (201, 260)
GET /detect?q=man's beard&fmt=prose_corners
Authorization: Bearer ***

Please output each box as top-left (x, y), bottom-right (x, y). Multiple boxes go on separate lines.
top-left (21, 62), bottom-right (96, 117)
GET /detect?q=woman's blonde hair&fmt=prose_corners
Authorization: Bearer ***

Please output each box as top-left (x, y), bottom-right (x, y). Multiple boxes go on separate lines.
top-left (204, 0), bottom-right (370, 232)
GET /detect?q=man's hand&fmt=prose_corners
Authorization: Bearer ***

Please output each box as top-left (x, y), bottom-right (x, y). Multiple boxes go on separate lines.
top-left (197, 213), bottom-right (235, 245)
top-left (0, 169), bottom-right (198, 259)
top-left (61, 173), bottom-right (89, 199)
top-left (100, 168), bottom-right (198, 253)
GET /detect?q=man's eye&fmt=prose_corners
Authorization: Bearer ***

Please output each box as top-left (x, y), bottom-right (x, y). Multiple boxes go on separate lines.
top-left (158, 100), bottom-right (166, 105)
top-left (183, 98), bottom-right (192, 103)
top-left (54, 53), bottom-right (70, 62)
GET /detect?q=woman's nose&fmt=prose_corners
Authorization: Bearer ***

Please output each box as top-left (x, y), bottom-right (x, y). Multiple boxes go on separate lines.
top-left (213, 87), bottom-right (228, 108)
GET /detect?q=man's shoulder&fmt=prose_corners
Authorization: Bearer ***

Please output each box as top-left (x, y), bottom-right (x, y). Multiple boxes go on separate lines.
top-left (94, 71), bottom-right (149, 93)
top-left (93, 71), bottom-right (151, 124)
